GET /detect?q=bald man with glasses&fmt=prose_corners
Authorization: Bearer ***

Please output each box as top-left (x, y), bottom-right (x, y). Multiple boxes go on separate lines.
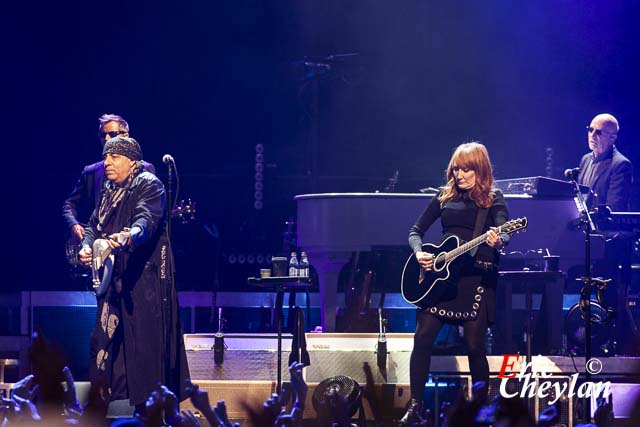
top-left (577, 113), bottom-right (632, 211)
top-left (576, 114), bottom-right (634, 355)
top-left (62, 114), bottom-right (156, 243)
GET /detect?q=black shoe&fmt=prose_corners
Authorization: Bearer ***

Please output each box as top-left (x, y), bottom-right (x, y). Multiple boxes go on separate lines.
top-left (399, 398), bottom-right (422, 425)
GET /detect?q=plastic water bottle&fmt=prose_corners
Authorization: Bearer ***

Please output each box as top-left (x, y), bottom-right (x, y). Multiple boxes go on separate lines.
top-left (289, 252), bottom-right (299, 277)
top-left (299, 252), bottom-right (309, 278)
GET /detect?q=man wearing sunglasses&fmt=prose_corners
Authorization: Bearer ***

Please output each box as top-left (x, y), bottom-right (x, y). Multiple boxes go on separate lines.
top-left (62, 114), bottom-right (156, 243)
top-left (577, 113), bottom-right (632, 211)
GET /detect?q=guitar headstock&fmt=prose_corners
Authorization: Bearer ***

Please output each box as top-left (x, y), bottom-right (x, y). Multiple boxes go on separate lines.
top-left (172, 199), bottom-right (197, 224)
top-left (500, 217), bottom-right (528, 235)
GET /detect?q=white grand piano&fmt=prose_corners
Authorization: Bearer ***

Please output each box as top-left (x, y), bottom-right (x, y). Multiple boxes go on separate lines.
top-left (295, 192), bottom-right (604, 332)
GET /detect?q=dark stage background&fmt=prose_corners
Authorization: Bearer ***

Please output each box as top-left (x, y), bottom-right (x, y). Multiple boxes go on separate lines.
top-left (6, 1), bottom-right (640, 291)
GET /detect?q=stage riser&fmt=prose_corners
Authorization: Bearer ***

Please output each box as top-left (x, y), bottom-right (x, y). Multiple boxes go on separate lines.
top-left (185, 333), bottom-right (640, 381)
top-left (187, 348), bottom-right (407, 383)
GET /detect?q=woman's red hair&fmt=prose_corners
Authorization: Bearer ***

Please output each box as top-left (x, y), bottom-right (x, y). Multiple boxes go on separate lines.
top-left (438, 142), bottom-right (495, 208)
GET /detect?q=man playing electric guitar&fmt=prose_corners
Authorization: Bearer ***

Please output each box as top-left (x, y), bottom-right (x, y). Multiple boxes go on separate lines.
top-left (400, 142), bottom-right (510, 423)
top-left (62, 114), bottom-right (155, 276)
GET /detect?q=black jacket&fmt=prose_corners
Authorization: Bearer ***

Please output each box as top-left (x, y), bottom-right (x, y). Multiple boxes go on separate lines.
top-left (62, 160), bottom-right (156, 229)
top-left (578, 146), bottom-right (632, 211)
top-left (83, 171), bottom-right (187, 404)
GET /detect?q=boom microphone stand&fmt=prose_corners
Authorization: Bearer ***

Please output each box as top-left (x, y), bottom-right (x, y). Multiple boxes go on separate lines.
top-left (567, 170), bottom-right (597, 420)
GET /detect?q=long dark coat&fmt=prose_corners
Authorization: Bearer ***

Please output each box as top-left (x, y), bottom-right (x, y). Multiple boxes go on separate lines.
top-left (83, 170), bottom-right (188, 405)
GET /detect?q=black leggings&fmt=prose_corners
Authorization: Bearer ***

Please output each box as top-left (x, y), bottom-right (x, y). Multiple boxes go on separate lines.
top-left (409, 307), bottom-right (489, 399)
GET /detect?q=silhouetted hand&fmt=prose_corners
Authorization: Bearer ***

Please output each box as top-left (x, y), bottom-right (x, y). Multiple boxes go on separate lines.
top-left (185, 380), bottom-right (211, 413)
top-left (8, 376), bottom-right (42, 422)
top-left (423, 408), bottom-right (433, 427)
top-left (160, 384), bottom-right (180, 421)
top-left (471, 381), bottom-right (488, 405)
top-left (62, 366), bottom-right (83, 417)
top-left (11, 374), bottom-right (39, 402)
top-left (179, 409), bottom-right (202, 427)
top-left (213, 400), bottom-right (240, 427)
top-left (289, 362), bottom-right (307, 407)
top-left (594, 391), bottom-right (614, 427)
top-left (327, 390), bottom-right (351, 427)
top-left (142, 387), bottom-right (165, 426)
top-left (185, 379), bottom-right (216, 426)
top-left (263, 392), bottom-right (282, 419)
top-left (538, 403), bottom-right (559, 426)
top-left (11, 395), bottom-right (41, 422)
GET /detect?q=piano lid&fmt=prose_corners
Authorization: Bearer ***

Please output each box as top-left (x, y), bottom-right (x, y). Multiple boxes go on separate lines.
top-left (294, 192), bottom-right (434, 200)
top-left (295, 192), bottom-right (604, 271)
top-left (295, 192), bottom-right (438, 252)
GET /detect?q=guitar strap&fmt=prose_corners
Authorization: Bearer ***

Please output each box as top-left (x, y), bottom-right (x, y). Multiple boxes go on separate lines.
top-left (469, 207), bottom-right (489, 257)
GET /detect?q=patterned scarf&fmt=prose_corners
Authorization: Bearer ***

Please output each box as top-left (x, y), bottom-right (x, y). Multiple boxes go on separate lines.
top-left (96, 162), bottom-right (143, 233)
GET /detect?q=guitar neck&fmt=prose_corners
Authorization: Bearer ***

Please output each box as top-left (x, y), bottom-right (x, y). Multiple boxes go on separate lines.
top-left (446, 226), bottom-right (502, 263)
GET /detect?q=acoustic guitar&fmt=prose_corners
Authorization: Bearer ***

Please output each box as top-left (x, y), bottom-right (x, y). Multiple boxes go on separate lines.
top-left (401, 217), bottom-right (528, 309)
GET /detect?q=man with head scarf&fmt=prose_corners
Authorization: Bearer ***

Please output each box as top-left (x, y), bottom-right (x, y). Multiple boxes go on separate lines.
top-left (77, 136), bottom-right (188, 414)
top-left (62, 114), bottom-right (155, 244)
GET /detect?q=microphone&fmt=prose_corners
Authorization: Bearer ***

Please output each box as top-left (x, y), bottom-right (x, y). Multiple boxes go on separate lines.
top-left (162, 154), bottom-right (175, 165)
top-left (564, 167), bottom-right (580, 180)
top-left (214, 307), bottom-right (224, 366)
top-left (214, 333), bottom-right (224, 366)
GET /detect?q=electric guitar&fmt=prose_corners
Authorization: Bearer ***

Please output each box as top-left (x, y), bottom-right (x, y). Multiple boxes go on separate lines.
top-left (65, 224), bottom-right (90, 278)
top-left (400, 217), bottom-right (528, 309)
top-left (65, 199), bottom-right (197, 288)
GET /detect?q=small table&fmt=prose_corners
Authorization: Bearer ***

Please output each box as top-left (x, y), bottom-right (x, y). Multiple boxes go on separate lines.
top-left (247, 277), bottom-right (312, 392)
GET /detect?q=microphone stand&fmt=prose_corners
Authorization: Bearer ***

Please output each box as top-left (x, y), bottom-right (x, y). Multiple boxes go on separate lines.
top-left (376, 304), bottom-right (388, 382)
top-left (569, 174), bottom-right (597, 421)
top-left (166, 160), bottom-right (173, 241)
top-left (214, 307), bottom-right (225, 366)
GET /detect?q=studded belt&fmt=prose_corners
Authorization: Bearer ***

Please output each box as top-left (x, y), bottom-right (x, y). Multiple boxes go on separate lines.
top-left (474, 260), bottom-right (496, 271)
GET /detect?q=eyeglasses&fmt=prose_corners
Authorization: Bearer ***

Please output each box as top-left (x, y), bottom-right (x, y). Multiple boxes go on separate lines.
top-left (99, 130), bottom-right (127, 138)
top-left (586, 126), bottom-right (616, 137)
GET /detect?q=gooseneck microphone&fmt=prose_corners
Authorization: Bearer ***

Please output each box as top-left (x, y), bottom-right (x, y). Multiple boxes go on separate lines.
top-left (162, 154), bottom-right (175, 165)
top-left (564, 167), bottom-right (581, 180)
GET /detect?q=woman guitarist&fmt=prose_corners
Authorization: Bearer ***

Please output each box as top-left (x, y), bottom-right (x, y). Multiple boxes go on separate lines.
top-left (401, 142), bottom-right (509, 421)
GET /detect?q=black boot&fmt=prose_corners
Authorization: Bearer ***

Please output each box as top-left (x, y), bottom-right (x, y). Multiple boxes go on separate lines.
top-left (399, 398), bottom-right (422, 425)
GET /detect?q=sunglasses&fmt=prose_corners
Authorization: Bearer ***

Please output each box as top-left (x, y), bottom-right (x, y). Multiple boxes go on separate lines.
top-left (586, 126), bottom-right (616, 137)
top-left (99, 130), bottom-right (127, 138)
